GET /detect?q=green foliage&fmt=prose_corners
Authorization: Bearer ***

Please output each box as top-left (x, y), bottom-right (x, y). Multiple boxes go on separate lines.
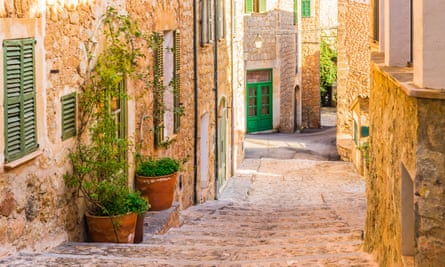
top-left (64, 7), bottom-right (151, 217)
top-left (136, 157), bottom-right (180, 177)
top-left (320, 37), bottom-right (337, 97)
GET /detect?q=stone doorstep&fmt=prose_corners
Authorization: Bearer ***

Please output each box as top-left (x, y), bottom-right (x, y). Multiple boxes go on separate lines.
top-left (143, 202), bottom-right (180, 238)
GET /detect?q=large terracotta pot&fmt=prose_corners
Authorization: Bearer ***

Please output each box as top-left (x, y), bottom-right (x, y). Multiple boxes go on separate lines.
top-left (85, 212), bottom-right (137, 243)
top-left (135, 172), bottom-right (178, 211)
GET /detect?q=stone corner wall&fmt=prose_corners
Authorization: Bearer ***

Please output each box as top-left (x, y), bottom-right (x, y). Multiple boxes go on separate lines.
top-left (300, 0), bottom-right (320, 128)
top-left (336, 0), bottom-right (370, 155)
top-left (415, 98), bottom-right (445, 266)
top-left (365, 63), bottom-right (417, 267)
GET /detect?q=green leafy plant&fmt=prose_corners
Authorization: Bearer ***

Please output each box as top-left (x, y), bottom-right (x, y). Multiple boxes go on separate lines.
top-left (64, 7), bottom-right (151, 217)
top-left (136, 157), bottom-right (180, 177)
top-left (320, 35), bottom-right (337, 104)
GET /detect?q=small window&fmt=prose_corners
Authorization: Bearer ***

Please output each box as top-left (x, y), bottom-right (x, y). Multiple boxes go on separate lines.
top-left (301, 0), bottom-right (311, 17)
top-left (3, 38), bottom-right (38, 162)
top-left (61, 93), bottom-right (77, 140)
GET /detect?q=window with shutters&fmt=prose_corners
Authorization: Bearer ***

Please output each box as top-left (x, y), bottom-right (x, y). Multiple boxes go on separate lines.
top-left (245, 0), bottom-right (266, 14)
top-left (3, 38), bottom-right (38, 162)
top-left (216, 0), bottom-right (225, 40)
top-left (154, 31), bottom-right (181, 147)
top-left (301, 0), bottom-right (311, 17)
top-left (201, 0), bottom-right (215, 45)
top-left (61, 93), bottom-right (76, 140)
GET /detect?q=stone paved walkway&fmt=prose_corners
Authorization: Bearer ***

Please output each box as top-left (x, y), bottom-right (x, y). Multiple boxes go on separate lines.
top-left (1, 127), bottom-right (378, 266)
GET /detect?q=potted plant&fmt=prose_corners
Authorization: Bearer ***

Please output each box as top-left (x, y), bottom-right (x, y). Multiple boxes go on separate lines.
top-left (135, 157), bottom-right (180, 211)
top-left (64, 7), bottom-right (151, 243)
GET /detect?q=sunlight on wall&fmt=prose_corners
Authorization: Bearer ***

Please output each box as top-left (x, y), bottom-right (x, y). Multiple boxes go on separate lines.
top-left (0, 0), bottom-right (92, 18)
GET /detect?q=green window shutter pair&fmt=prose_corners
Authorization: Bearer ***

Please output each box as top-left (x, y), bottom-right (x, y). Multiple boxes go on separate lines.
top-left (173, 30), bottom-right (181, 133)
top-left (61, 93), bottom-right (76, 140)
top-left (301, 0), bottom-right (311, 17)
top-left (3, 38), bottom-right (38, 162)
top-left (246, 0), bottom-right (266, 13)
top-left (154, 33), bottom-right (164, 147)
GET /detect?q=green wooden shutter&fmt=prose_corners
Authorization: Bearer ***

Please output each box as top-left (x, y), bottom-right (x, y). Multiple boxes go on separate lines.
top-left (302, 0), bottom-right (311, 17)
top-left (3, 38), bottom-right (38, 162)
top-left (61, 93), bottom-right (76, 140)
top-left (294, 0), bottom-right (298, 25)
top-left (259, 0), bottom-right (266, 13)
top-left (245, 0), bottom-right (253, 13)
top-left (154, 33), bottom-right (164, 147)
top-left (173, 30), bottom-right (181, 133)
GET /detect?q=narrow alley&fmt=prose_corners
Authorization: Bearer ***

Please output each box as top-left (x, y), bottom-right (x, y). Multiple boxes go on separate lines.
top-left (1, 122), bottom-right (378, 266)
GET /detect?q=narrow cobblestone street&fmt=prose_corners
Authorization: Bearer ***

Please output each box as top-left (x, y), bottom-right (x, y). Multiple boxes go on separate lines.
top-left (1, 123), bottom-right (378, 266)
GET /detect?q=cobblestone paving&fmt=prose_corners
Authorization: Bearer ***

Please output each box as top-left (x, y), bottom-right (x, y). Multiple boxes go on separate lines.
top-left (1, 157), bottom-right (377, 266)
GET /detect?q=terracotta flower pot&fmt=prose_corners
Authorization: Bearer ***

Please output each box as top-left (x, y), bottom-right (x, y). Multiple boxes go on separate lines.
top-left (85, 212), bottom-right (137, 243)
top-left (135, 172), bottom-right (178, 211)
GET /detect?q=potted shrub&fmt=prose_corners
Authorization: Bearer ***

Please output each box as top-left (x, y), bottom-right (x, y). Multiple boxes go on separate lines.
top-left (64, 7), bottom-right (151, 243)
top-left (135, 157), bottom-right (180, 211)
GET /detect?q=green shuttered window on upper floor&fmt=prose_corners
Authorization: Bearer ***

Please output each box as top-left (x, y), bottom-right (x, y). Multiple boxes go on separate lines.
top-left (3, 38), bottom-right (38, 162)
top-left (245, 0), bottom-right (266, 14)
top-left (173, 30), bottom-right (181, 133)
top-left (61, 92), bottom-right (76, 140)
top-left (301, 0), bottom-right (311, 17)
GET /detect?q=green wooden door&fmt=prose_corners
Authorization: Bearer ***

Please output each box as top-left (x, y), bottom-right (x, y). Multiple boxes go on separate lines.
top-left (246, 82), bottom-right (272, 133)
top-left (218, 107), bottom-right (227, 193)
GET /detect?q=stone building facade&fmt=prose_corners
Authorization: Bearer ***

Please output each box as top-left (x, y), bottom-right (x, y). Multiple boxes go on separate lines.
top-left (0, 0), bottom-right (243, 257)
top-left (336, 0), bottom-right (370, 168)
top-left (338, 0), bottom-right (445, 266)
top-left (244, 0), bottom-right (299, 133)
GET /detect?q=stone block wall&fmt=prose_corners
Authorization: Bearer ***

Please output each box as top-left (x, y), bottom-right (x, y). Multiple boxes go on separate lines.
top-left (244, 6), bottom-right (298, 133)
top-left (300, 0), bottom-right (320, 128)
top-left (336, 0), bottom-right (370, 158)
top-left (365, 62), bottom-right (417, 266)
top-left (0, 0), bottom-right (208, 256)
top-left (414, 99), bottom-right (445, 266)
top-left (367, 56), bottom-right (445, 266)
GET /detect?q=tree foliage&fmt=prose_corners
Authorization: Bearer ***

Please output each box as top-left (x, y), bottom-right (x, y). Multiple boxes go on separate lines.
top-left (320, 37), bottom-right (337, 95)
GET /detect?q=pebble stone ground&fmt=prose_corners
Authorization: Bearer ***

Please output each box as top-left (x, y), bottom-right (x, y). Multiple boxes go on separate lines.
top-left (1, 109), bottom-right (378, 266)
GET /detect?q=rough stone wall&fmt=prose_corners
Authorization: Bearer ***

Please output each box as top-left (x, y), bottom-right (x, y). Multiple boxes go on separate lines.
top-left (279, 9), bottom-right (298, 133)
top-left (244, 3), bottom-right (298, 133)
top-left (366, 62), bottom-right (418, 267)
top-left (0, 0), bottom-right (200, 256)
top-left (300, 0), bottom-right (320, 128)
top-left (336, 0), bottom-right (370, 157)
top-left (415, 98), bottom-right (445, 266)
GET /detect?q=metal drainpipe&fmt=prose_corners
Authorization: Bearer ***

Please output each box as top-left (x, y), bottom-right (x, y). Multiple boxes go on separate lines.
top-left (193, 0), bottom-right (199, 205)
top-left (214, 0), bottom-right (219, 200)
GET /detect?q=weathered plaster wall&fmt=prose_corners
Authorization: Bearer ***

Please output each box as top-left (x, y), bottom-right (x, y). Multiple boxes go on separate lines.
top-left (300, 0), bottom-right (320, 128)
top-left (336, 0), bottom-right (370, 159)
top-left (365, 62), bottom-right (417, 266)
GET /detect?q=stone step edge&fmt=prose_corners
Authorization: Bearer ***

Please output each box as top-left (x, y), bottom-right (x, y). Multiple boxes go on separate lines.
top-left (25, 251), bottom-right (374, 265)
